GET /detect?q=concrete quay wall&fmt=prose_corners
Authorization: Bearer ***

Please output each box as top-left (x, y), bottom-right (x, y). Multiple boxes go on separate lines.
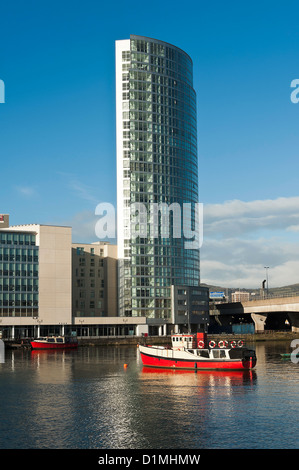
top-left (4, 331), bottom-right (298, 349)
top-left (78, 331), bottom-right (299, 347)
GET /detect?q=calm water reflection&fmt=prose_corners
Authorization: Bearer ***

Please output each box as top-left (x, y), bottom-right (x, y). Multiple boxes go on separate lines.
top-left (0, 341), bottom-right (298, 449)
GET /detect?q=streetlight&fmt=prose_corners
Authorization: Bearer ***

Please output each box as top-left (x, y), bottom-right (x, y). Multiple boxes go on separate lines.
top-left (264, 267), bottom-right (269, 297)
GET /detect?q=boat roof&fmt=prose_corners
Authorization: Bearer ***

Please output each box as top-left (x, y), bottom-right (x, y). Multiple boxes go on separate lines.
top-left (171, 333), bottom-right (194, 337)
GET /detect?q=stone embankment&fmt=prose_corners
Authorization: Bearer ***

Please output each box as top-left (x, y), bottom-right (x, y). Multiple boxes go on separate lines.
top-left (78, 331), bottom-right (298, 347)
top-left (3, 331), bottom-right (298, 349)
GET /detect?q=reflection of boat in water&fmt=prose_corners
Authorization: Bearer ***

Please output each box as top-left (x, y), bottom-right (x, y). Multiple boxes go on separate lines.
top-left (30, 336), bottom-right (78, 350)
top-left (30, 348), bottom-right (76, 357)
top-left (139, 333), bottom-right (256, 371)
top-left (141, 364), bottom-right (257, 385)
top-left (141, 366), bottom-right (254, 377)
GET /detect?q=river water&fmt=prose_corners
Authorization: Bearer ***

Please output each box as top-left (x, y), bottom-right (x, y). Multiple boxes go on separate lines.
top-left (0, 341), bottom-right (298, 450)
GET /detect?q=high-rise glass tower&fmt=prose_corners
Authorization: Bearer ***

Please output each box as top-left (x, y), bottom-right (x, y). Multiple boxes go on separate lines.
top-left (116, 35), bottom-right (205, 327)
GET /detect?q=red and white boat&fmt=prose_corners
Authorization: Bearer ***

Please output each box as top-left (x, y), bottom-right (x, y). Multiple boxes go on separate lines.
top-left (31, 336), bottom-right (78, 350)
top-left (139, 333), bottom-right (256, 371)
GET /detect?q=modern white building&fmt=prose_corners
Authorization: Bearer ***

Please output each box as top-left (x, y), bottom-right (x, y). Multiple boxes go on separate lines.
top-left (0, 215), bottom-right (72, 338)
top-left (115, 35), bottom-right (209, 333)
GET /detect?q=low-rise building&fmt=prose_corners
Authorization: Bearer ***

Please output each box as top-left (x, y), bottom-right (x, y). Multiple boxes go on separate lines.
top-left (231, 291), bottom-right (250, 302)
top-left (72, 241), bottom-right (118, 318)
top-left (171, 285), bottom-right (209, 333)
top-left (0, 215), bottom-right (72, 338)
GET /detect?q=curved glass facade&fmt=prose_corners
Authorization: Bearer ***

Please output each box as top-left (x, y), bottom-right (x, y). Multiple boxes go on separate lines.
top-left (116, 36), bottom-right (200, 319)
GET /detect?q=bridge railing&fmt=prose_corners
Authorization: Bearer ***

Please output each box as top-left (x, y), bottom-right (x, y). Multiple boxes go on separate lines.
top-left (211, 291), bottom-right (299, 303)
top-left (246, 292), bottom-right (299, 301)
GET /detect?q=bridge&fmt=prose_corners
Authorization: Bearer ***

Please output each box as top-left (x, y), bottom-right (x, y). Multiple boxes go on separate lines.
top-left (209, 294), bottom-right (299, 333)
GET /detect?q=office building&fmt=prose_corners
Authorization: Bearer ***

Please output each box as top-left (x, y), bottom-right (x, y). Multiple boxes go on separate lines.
top-left (116, 35), bottom-right (208, 332)
top-left (72, 241), bottom-right (118, 318)
top-left (0, 216), bottom-right (72, 338)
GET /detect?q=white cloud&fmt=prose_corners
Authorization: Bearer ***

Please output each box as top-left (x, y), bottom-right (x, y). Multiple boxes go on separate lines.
top-left (57, 172), bottom-right (99, 203)
top-left (200, 196), bottom-right (299, 288)
top-left (15, 186), bottom-right (37, 197)
top-left (61, 209), bottom-right (117, 244)
top-left (203, 196), bottom-right (299, 237)
top-left (287, 225), bottom-right (299, 232)
top-left (68, 179), bottom-right (98, 204)
top-left (67, 210), bottom-right (97, 242)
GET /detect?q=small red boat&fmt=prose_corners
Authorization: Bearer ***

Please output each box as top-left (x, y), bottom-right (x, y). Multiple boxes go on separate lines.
top-left (30, 336), bottom-right (78, 350)
top-left (139, 333), bottom-right (256, 371)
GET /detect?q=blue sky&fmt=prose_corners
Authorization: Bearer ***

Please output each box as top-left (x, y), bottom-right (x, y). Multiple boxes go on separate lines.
top-left (0, 0), bottom-right (299, 287)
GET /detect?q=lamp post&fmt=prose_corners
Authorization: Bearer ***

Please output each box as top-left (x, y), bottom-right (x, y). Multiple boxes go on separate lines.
top-left (264, 267), bottom-right (269, 297)
top-left (33, 317), bottom-right (43, 338)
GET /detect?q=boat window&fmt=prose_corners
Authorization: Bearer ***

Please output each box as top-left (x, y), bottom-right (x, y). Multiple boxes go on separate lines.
top-left (213, 350), bottom-right (226, 359)
top-left (229, 349), bottom-right (242, 359)
top-left (48, 338), bottom-right (55, 343)
top-left (56, 338), bottom-right (63, 343)
top-left (198, 350), bottom-right (209, 358)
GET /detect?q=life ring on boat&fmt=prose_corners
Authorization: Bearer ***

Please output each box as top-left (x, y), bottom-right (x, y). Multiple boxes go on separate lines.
top-left (198, 340), bottom-right (205, 349)
top-left (209, 340), bottom-right (216, 349)
top-left (230, 340), bottom-right (237, 348)
top-left (237, 340), bottom-right (244, 348)
top-left (218, 340), bottom-right (226, 348)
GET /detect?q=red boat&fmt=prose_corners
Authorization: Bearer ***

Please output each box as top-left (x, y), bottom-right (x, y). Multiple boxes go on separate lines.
top-left (30, 336), bottom-right (78, 350)
top-left (139, 333), bottom-right (256, 371)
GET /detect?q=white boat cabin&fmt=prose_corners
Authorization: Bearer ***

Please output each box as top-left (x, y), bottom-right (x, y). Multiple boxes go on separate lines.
top-left (34, 336), bottom-right (77, 344)
top-left (171, 334), bottom-right (197, 350)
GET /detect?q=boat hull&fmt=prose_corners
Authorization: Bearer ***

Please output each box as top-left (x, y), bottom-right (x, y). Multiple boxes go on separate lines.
top-left (30, 341), bottom-right (78, 350)
top-left (139, 345), bottom-right (256, 370)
